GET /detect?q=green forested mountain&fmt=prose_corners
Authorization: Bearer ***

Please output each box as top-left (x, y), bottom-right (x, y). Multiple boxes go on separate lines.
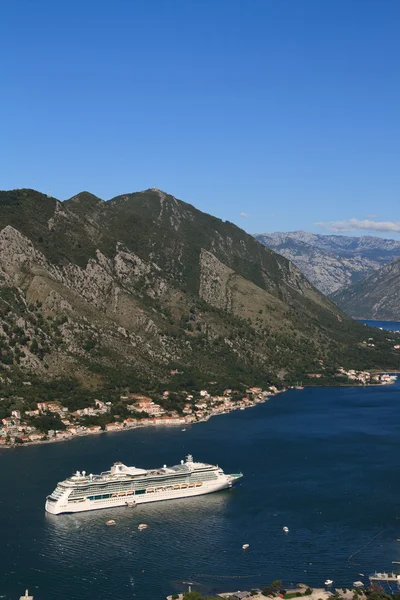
top-left (0, 187), bottom-right (398, 391)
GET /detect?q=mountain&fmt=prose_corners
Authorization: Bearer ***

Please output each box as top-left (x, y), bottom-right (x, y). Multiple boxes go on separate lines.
top-left (0, 188), bottom-right (398, 391)
top-left (254, 231), bottom-right (400, 296)
top-left (331, 258), bottom-right (400, 320)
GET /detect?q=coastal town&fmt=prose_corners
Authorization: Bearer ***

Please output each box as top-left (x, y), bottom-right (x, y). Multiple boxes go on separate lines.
top-left (0, 369), bottom-right (397, 448)
top-left (0, 384), bottom-right (277, 447)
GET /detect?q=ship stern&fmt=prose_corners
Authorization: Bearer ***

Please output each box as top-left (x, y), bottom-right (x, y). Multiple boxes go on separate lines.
top-left (45, 497), bottom-right (63, 515)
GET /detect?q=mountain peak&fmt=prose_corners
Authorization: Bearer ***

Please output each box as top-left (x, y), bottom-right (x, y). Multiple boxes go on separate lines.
top-left (66, 191), bottom-right (104, 204)
top-left (0, 186), bottom-right (398, 383)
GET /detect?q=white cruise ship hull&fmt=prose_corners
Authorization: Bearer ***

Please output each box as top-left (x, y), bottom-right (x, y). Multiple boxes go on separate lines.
top-left (45, 477), bottom-right (233, 515)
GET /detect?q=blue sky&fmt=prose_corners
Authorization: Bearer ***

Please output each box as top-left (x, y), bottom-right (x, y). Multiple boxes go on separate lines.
top-left (1, 0), bottom-right (399, 237)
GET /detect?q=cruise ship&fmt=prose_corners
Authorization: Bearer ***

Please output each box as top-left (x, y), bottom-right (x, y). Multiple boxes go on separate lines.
top-left (45, 454), bottom-right (243, 514)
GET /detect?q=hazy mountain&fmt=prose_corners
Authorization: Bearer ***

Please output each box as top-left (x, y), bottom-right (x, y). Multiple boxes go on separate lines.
top-left (254, 231), bottom-right (400, 296)
top-left (332, 258), bottom-right (400, 320)
top-left (0, 189), bottom-right (398, 390)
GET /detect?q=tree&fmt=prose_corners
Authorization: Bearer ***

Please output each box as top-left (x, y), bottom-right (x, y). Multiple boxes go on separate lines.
top-left (29, 412), bottom-right (66, 433)
top-left (272, 581), bottom-right (283, 591)
top-left (183, 592), bottom-right (203, 600)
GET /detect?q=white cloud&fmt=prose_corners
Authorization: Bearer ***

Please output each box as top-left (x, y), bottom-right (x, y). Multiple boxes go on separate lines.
top-left (315, 218), bottom-right (400, 233)
top-left (239, 212), bottom-right (249, 218)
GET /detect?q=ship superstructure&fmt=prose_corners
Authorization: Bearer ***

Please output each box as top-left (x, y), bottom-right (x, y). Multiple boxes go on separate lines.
top-left (45, 454), bottom-right (242, 514)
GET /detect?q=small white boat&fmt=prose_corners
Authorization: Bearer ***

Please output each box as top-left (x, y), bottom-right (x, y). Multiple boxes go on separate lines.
top-left (138, 523), bottom-right (148, 531)
top-left (353, 582), bottom-right (364, 588)
top-left (242, 543), bottom-right (250, 550)
top-left (181, 429), bottom-right (186, 431)
top-left (106, 519), bottom-right (116, 526)
top-left (283, 526), bottom-right (289, 533)
top-left (325, 580), bottom-right (333, 586)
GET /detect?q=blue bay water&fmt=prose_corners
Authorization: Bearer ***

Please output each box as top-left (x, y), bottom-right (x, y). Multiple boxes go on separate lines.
top-left (357, 319), bottom-right (400, 331)
top-left (1, 382), bottom-right (400, 600)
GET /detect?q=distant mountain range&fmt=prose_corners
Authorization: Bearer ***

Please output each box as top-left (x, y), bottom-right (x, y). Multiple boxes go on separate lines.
top-left (254, 230), bottom-right (400, 297)
top-left (331, 257), bottom-right (400, 320)
top-left (0, 188), bottom-right (398, 389)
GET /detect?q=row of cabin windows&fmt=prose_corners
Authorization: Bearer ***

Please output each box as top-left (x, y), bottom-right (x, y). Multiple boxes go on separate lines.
top-left (69, 472), bottom-right (217, 498)
top-left (69, 478), bottom-right (189, 497)
top-left (87, 490), bottom-right (146, 500)
top-left (80, 482), bottom-right (206, 502)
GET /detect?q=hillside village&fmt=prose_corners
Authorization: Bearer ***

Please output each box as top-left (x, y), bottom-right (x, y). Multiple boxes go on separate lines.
top-left (0, 385), bottom-right (277, 447)
top-left (0, 370), bottom-right (396, 448)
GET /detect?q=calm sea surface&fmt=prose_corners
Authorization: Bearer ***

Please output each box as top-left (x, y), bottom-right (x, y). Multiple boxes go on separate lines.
top-left (1, 381), bottom-right (400, 600)
top-left (358, 319), bottom-right (400, 331)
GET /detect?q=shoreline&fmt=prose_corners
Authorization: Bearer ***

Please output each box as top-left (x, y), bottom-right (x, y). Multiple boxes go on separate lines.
top-left (167, 582), bottom-right (368, 600)
top-left (0, 391), bottom-right (279, 450)
top-left (1, 377), bottom-right (397, 452)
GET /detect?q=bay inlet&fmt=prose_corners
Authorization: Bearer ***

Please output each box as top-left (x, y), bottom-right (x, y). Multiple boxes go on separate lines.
top-left (1, 381), bottom-right (400, 600)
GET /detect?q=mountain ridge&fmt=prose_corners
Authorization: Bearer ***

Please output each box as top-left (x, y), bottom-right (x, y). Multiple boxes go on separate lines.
top-left (0, 188), bottom-right (398, 391)
top-left (331, 257), bottom-right (400, 320)
top-left (254, 230), bottom-right (400, 296)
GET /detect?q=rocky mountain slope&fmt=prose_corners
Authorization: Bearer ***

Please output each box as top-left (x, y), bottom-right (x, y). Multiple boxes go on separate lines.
top-left (254, 231), bottom-right (400, 296)
top-left (331, 258), bottom-right (400, 320)
top-left (0, 188), bottom-right (398, 390)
